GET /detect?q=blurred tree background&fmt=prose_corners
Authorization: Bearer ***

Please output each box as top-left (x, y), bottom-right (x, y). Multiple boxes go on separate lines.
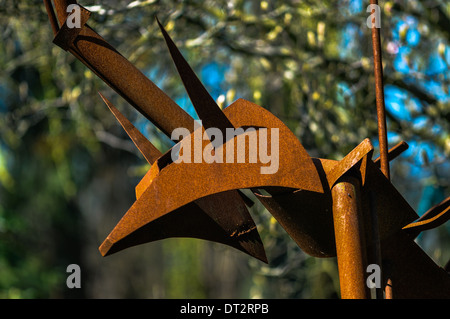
top-left (0, 0), bottom-right (449, 298)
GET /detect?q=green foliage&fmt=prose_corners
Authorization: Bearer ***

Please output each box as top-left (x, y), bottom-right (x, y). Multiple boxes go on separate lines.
top-left (162, 239), bottom-right (206, 298)
top-left (0, 0), bottom-right (448, 298)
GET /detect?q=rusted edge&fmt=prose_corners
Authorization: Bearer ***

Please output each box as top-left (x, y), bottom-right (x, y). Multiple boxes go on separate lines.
top-left (98, 92), bottom-right (162, 165)
top-left (327, 138), bottom-right (374, 189)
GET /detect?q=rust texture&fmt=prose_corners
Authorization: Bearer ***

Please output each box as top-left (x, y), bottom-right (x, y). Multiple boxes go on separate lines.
top-left (44, 0), bottom-right (450, 299)
top-left (370, 0), bottom-right (390, 181)
top-left (331, 176), bottom-right (369, 299)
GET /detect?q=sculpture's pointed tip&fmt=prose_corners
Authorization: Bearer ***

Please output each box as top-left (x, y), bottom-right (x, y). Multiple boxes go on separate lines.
top-left (98, 92), bottom-right (114, 112)
top-left (99, 226), bottom-right (269, 263)
top-left (155, 15), bottom-right (166, 34)
top-left (98, 91), bottom-right (119, 117)
top-left (99, 237), bottom-right (113, 257)
top-left (156, 17), bottom-right (234, 134)
top-left (98, 91), bottom-right (109, 106)
top-left (251, 242), bottom-right (268, 264)
top-left (97, 91), bottom-right (162, 165)
top-left (98, 193), bottom-right (268, 263)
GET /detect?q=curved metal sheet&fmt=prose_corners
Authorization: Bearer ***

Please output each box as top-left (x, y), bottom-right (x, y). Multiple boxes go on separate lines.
top-left (98, 96), bottom-right (268, 262)
top-left (99, 98), bottom-right (323, 257)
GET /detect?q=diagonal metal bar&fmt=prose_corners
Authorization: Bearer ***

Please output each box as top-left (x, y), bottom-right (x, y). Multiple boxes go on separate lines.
top-left (373, 141), bottom-right (408, 167)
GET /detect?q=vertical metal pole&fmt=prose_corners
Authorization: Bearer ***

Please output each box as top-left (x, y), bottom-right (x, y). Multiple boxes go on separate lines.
top-left (370, 0), bottom-right (393, 299)
top-left (332, 176), bottom-right (370, 299)
top-left (370, 0), bottom-right (390, 180)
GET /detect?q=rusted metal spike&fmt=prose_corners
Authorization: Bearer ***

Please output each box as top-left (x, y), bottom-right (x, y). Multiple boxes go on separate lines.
top-left (156, 19), bottom-right (257, 207)
top-left (99, 92), bottom-right (161, 165)
top-left (156, 18), bottom-right (261, 208)
top-left (370, 0), bottom-right (390, 181)
top-left (156, 17), bottom-right (234, 136)
top-left (416, 196), bottom-right (450, 224)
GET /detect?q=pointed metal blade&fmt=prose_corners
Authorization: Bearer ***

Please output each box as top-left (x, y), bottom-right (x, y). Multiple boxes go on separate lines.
top-left (99, 188), bottom-right (268, 263)
top-left (99, 92), bottom-right (162, 165)
top-left (156, 17), bottom-right (235, 136)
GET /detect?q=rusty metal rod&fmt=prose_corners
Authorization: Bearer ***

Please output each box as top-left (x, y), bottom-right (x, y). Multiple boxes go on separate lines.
top-left (370, 0), bottom-right (390, 181)
top-left (332, 176), bottom-right (370, 299)
top-left (373, 141), bottom-right (408, 167)
top-left (369, 0), bottom-right (393, 299)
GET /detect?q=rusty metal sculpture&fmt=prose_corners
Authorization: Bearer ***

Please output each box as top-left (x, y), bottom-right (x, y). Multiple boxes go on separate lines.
top-left (44, 0), bottom-right (450, 299)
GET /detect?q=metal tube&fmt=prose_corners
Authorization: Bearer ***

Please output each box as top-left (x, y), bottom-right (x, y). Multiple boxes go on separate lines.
top-left (370, 0), bottom-right (390, 180)
top-left (369, 0), bottom-right (393, 299)
top-left (332, 176), bottom-right (370, 299)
